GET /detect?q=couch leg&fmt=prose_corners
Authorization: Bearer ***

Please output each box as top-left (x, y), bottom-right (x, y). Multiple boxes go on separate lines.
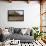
top-left (21, 44), bottom-right (22, 46)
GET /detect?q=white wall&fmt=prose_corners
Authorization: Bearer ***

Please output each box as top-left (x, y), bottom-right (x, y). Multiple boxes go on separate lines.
top-left (0, 1), bottom-right (40, 28)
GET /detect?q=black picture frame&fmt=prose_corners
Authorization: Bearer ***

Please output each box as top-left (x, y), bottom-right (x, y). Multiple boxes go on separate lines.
top-left (8, 10), bottom-right (24, 21)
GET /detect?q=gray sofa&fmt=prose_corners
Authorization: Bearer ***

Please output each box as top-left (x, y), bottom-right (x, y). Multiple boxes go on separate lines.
top-left (8, 33), bottom-right (34, 43)
top-left (3, 27), bottom-right (34, 43)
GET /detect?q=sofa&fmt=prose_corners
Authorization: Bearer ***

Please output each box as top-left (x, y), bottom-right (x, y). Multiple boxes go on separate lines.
top-left (3, 27), bottom-right (34, 43)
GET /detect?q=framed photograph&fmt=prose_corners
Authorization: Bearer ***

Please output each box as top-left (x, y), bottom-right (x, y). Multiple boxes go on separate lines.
top-left (8, 10), bottom-right (24, 21)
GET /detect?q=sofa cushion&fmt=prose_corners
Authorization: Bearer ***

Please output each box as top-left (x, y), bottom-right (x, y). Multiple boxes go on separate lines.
top-left (21, 28), bottom-right (27, 35)
top-left (14, 28), bottom-right (21, 33)
top-left (8, 27), bottom-right (14, 34)
top-left (8, 33), bottom-right (34, 43)
top-left (24, 28), bottom-right (31, 35)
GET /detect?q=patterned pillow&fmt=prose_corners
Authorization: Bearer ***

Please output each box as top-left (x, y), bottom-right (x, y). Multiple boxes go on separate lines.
top-left (14, 28), bottom-right (21, 33)
top-left (8, 27), bottom-right (14, 34)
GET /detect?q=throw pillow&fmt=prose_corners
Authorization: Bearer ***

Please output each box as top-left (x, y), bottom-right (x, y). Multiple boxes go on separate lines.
top-left (8, 27), bottom-right (14, 34)
top-left (24, 28), bottom-right (31, 35)
top-left (21, 28), bottom-right (27, 35)
top-left (14, 28), bottom-right (21, 33)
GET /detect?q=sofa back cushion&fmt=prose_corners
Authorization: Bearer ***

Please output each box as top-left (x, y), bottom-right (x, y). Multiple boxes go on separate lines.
top-left (8, 27), bottom-right (32, 36)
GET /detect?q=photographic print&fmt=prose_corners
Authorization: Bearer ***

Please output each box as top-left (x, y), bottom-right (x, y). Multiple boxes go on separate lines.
top-left (8, 10), bottom-right (24, 21)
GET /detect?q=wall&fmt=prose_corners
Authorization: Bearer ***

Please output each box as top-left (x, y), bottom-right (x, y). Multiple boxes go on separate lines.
top-left (0, 1), bottom-right (40, 28)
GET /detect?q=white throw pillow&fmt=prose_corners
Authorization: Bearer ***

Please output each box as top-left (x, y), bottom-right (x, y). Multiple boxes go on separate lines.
top-left (21, 28), bottom-right (27, 35)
